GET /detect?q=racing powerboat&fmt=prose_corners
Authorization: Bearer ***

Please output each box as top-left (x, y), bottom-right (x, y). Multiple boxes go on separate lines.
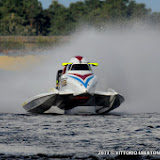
top-left (22, 56), bottom-right (124, 114)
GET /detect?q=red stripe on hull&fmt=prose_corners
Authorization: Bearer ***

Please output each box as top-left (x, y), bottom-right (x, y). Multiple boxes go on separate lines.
top-left (75, 56), bottom-right (83, 61)
top-left (73, 96), bottom-right (89, 100)
top-left (69, 73), bottom-right (92, 80)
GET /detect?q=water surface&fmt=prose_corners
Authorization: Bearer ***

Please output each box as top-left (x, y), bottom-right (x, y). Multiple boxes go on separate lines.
top-left (0, 113), bottom-right (160, 159)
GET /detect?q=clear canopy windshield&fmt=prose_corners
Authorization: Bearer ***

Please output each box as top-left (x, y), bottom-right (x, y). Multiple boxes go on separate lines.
top-left (70, 64), bottom-right (91, 71)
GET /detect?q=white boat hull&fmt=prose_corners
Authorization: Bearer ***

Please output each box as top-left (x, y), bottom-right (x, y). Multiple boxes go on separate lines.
top-left (22, 89), bottom-right (124, 115)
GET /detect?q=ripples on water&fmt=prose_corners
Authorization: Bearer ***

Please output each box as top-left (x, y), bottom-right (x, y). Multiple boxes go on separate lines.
top-left (0, 113), bottom-right (160, 159)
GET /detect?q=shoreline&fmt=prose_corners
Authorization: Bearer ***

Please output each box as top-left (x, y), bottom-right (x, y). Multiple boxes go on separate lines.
top-left (0, 36), bottom-right (69, 54)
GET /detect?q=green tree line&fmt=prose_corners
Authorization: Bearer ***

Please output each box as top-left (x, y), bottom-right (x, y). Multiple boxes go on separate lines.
top-left (0, 0), bottom-right (159, 36)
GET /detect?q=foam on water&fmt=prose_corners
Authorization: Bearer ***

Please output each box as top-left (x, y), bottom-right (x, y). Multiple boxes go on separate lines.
top-left (0, 25), bottom-right (160, 114)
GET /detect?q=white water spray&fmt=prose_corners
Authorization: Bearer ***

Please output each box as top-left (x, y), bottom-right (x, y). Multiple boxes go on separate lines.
top-left (0, 25), bottom-right (160, 113)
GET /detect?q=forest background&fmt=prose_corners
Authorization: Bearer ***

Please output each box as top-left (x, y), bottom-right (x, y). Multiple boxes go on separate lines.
top-left (0, 0), bottom-right (159, 52)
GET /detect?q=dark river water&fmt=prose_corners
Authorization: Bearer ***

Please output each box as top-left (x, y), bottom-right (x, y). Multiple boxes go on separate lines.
top-left (0, 112), bottom-right (160, 159)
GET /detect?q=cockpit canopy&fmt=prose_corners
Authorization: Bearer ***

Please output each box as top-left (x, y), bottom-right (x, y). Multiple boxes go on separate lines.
top-left (67, 64), bottom-right (91, 71)
top-left (62, 56), bottom-right (98, 74)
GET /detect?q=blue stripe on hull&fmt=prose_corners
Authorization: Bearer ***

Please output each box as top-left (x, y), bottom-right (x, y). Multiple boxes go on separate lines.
top-left (68, 75), bottom-right (94, 88)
